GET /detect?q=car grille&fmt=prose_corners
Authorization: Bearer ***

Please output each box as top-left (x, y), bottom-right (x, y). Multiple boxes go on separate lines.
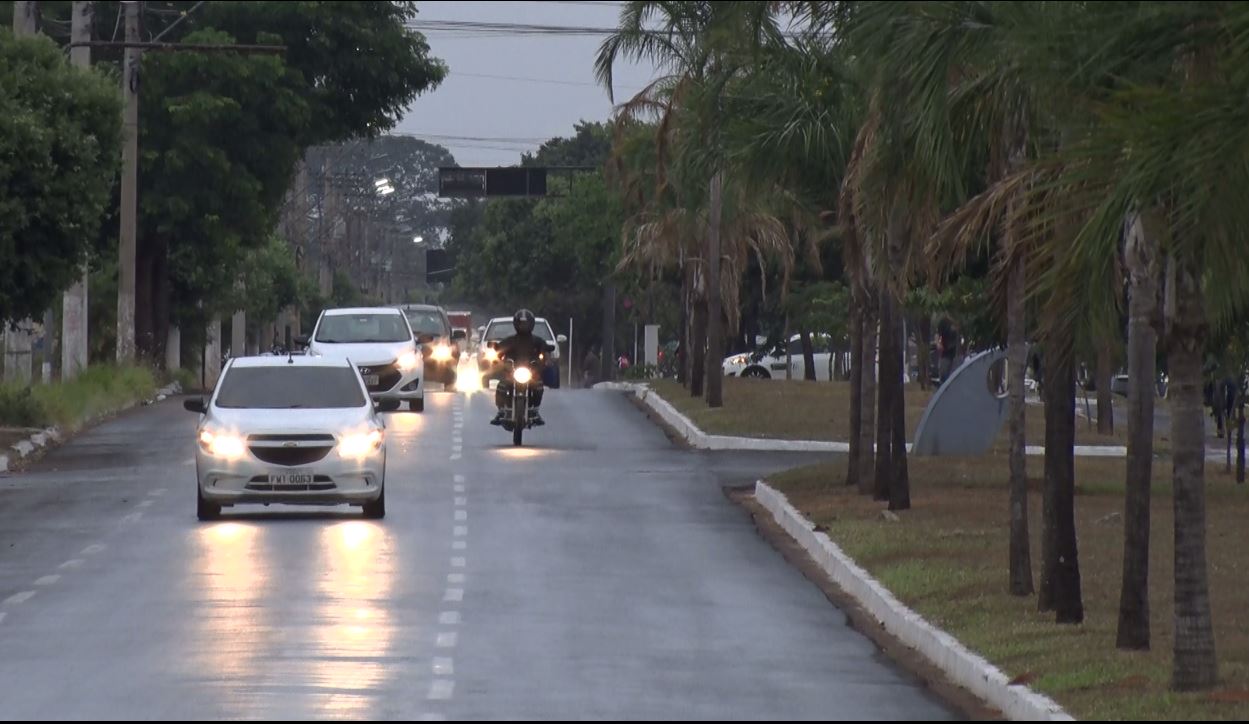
top-left (249, 445), bottom-right (333, 467)
top-left (358, 362), bottom-right (401, 392)
top-left (248, 434), bottom-right (334, 442)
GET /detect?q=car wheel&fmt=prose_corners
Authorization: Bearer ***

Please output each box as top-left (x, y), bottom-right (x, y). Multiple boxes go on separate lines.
top-left (362, 485), bottom-right (385, 519)
top-left (742, 367), bottom-right (771, 379)
top-left (409, 398), bottom-right (424, 412)
top-left (378, 399), bottom-right (400, 412)
top-left (197, 486), bottom-right (220, 521)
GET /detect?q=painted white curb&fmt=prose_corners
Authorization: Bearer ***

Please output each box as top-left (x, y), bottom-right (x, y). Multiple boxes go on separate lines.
top-left (755, 481), bottom-right (1074, 721)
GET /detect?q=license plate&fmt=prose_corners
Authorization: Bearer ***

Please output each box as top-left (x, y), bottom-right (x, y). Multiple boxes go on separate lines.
top-left (364, 374), bottom-right (380, 386)
top-left (269, 471), bottom-right (315, 486)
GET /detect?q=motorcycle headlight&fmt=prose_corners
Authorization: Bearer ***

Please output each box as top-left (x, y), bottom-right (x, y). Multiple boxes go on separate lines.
top-left (431, 344), bottom-right (453, 362)
top-left (338, 428), bottom-right (384, 459)
top-left (513, 366), bottom-right (533, 385)
top-left (198, 429), bottom-right (246, 460)
top-left (396, 351), bottom-right (420, 371)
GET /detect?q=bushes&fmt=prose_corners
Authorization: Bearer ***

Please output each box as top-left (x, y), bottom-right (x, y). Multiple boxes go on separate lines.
top-left (0, 366), bottom-right (157, 431)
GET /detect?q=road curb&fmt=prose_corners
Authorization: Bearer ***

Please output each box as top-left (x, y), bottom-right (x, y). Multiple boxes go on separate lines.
top-left (1, 381), bottom-right (181, 474)
top-left (754, 480), bottom-right (1074, 722)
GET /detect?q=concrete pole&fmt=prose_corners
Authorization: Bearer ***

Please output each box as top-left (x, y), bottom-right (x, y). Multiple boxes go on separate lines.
top-left (62, 1), bottom-right (94, 381)
top-left (116, 1), bottom-right (140, 363)
top-left (165, 325), bottom-right (181, 371)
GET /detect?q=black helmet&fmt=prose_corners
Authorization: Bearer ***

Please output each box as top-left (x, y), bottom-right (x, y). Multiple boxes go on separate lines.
top-left (513, 309), bottom-right (536, 335)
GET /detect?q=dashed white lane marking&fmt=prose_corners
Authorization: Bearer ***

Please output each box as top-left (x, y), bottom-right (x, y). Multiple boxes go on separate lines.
top-left (419, 713), bottom-right (446, 721)
top-left (450, 453), bottom-right (462, 461)
top-left (453, 525), bottom-right (467, 537)
top-left (427, 679), bottom-right (455, 700)
top-left (436, 631), bottom-right (458, 647)
top-left (4, 591), bottom-right (36, 605)
top-left (149, 488), bottom-right (167, 497)
top-left (433, 657), bottom-right (454, 675)
top-left (454, 474), bottom-right (466, 484)
top-left (454, 496), bottom-right (467, 506)
top-left (0, 612), bottom-right (7, 624)
top-left (452, 541), bottom-right (467, 551)
top-left (453, 484), bottom-right (465, 494)
top-left (447, 573), bottom-right (465, 584)
top-left (183, 458), bottom-right (195, 467)
top-left (58, 559), bottom-right (84, 571)
top-left (443, 588), bottom-right (464, 603)
top-left (121, 512), bottom-right (143, 524)
top-left (454, 510), bottom-right (467, 522)
top-left (34, 575), bottom-right (59, 586)
top-left (439, 611), bottom-right (460, 625)
top-left (451, 556), bottom-right (466, 568)
top-left (452, 445), bottom-right (463, 454)
top-left (81, 544), bottom-right (106, 556)
top-left (137, 500), bottom-right (153, 508)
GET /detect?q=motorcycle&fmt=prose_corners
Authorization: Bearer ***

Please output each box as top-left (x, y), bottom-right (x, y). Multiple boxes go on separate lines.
top-left (498, 358), bottom-right (539, 446)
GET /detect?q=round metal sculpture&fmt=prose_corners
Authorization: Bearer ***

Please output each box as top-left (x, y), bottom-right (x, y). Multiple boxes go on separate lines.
top-left (912, 348), bottom-right (1013, 456)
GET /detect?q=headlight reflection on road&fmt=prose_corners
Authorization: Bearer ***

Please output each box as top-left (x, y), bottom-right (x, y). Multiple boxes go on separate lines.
top-left (457, 357), bottom-right (483, 397)
top-left (309, 521), bottom-right (395, 717)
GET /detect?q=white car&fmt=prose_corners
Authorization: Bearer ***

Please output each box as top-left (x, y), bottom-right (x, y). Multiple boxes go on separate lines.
top-left (184, 355), bottom-right (387, 521)
top-left (301, 306), bottom-right (426, 412)
top-left (477, 316), bottom-right (566, 388)
top-left (723, 334), bottom-right (837, 380)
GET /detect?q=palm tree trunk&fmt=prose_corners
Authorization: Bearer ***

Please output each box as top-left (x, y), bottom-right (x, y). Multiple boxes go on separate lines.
top-left (874, 290), bottom-right (894, 502)
top-left (1167, 251), bottom-right (1218, 691)
top-left (1007, 257), bottom-right (1033, 596)
top-left (800, 330), bottom-right (816, 381)
top-left (678, 264), bottom-right (691, 386)
top-left (1097, 343), bottom-right (1115, 434)
top-left (1117, 211), bottom-right (1159, 650)
top-left (847, 305), bottom-right (864, 488)
top-left (690, 295), bottom-right (707, 398)
top-left (917, 315), bottom-right (932, 390)
top-left (858, 301), bottom-right (878, 496)
top-left (705, 172), bottom-right (724, 409)
top-left (889, 296), bottom-right (911, 511)
top-left (1042, 324), bottom-right (1083, 623)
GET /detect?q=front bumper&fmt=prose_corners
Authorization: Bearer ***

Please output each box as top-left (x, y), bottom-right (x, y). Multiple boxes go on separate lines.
top-left (196, 448), bottom-right (385, 506)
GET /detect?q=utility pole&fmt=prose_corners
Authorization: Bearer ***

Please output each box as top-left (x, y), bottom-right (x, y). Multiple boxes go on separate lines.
top-left (13, 1), bottom-right (37, 34)
top-left (116, 0), bottom-right (139, 363)
top-left (62, 0), bottom-right (93, 380)
top-left (4, 2), bottom-right (38, 385)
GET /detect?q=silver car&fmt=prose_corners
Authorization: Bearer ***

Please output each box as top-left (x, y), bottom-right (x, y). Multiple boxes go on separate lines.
top-left (184, 355), bottom-right (387, 521)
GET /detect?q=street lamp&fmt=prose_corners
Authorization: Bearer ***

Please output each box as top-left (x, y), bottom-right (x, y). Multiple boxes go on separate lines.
top-left (413, 235), bottom-right (424, 244)
top-left (373, 177), bottom-right (394, 196)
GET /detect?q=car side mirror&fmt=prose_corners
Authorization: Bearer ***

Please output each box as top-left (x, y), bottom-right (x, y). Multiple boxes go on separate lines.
top-left (294, 334), bottom-right (310, 347)
top-left (183, 398), bottom-right (206, 414)
top-left (452, 329), bottom-right (467, 341)
top-left (556, 334), bottom-right (567, 344)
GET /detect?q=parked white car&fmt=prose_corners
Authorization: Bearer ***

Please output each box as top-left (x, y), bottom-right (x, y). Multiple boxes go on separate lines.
top-left (300, 307), bottom-right (426, 412)
top-left (184, 355), bottom-right (387, 521)
top-left (723, 334), bottom-right (838, 380)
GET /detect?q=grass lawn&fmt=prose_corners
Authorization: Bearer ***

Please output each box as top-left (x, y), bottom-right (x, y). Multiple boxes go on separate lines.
top-left (770, 455), bottom-right (1249, 720)
top-left (651, 377), bottom-right (1152, 448)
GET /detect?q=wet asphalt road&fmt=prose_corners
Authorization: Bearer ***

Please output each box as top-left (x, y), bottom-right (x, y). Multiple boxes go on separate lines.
top-left (0, 383), bottom-right (956, 720)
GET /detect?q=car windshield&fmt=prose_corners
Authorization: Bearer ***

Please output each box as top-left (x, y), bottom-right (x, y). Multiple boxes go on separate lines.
top-left (214, 367), bottom-right (366, 409)
top-left (484, 321), bottom-right (553, 343)
top-left (315, 313), bottom-right (410, 343)
top-left (404, 310), bottom-right (448, 336)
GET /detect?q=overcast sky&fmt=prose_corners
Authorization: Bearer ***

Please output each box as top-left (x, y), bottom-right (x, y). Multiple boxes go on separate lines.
top-left (395, 1), bottom-right (660, 167)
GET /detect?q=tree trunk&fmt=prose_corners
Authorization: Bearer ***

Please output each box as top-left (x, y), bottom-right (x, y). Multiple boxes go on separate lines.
top-left (135, 239), bottom-right (155, 362)
top-left (1042, 325), bottom-right (1083, 623)
top-left (800, 330), bottom-right (816, 381)
top-left (1097, 343), bottom-right (1115, 434)
top-left (1007, 257), bottom-right (1033, 596)
top-left (889, 298), bottom-right (910, 511)
top-left (847, 306), bottom-right (864, 488)
top-left (858, 302), bottom-right (878, 496)
top-left (690, 295), bottom-right (707, 399)
top-left (677, 265), bottom-right (690, 386)
top-left (705, 172), bottom-right (724, 408)
top-left (151, 238), bottom-right (171, 369)
top-left (1167, 251), bottom-right (1218, 691)
top-left (873, 290), bottom-right (894, 502)
top-left (917, 315), bottom-right (932, 391)
top-left (1237, 386), bottom-right (1245, 485)
top-left (1116, 211), bottom-right (1159, 650)
top-left (600, 280), bottom-right (617, 383)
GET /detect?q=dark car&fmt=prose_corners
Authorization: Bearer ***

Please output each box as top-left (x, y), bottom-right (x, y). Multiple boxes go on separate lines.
top-left (397, 304), bottom-right (465, 388)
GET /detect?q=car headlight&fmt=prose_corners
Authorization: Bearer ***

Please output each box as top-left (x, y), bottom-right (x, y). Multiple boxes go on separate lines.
top-left (483, 347), bottom-right (499, 362)
top-left (513, 366), bottom-right (533, 385)
top-left (396, 351), bottom-right (420, 371)
top-left (338, 428), bottom-right (384, 459)
top-left (431, 344), bottom-right (453, 362)
top-left (728, 355), bottom-right (748, 366)
top-left (198, 429), bottom-right (246, 460)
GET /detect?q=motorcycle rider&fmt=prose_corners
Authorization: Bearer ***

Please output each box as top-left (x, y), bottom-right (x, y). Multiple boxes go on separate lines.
top-left (491, 309), bottom-right (553, 426)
